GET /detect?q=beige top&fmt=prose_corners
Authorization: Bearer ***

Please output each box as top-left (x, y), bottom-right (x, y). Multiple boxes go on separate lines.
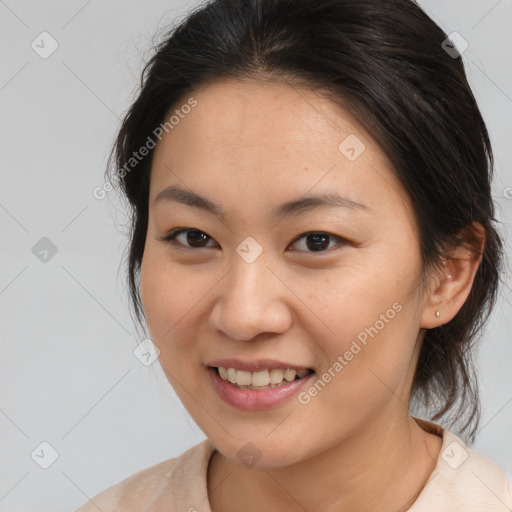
top-left (74, 418), bottom-right (512, 512)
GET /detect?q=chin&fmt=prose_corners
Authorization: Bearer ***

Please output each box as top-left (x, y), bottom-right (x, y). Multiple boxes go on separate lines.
top-left (208, 432), bottom-right (315, 470)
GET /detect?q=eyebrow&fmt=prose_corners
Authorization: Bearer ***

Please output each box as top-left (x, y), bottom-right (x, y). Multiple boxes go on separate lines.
top-left (153, 184), bottom-right (372, 220)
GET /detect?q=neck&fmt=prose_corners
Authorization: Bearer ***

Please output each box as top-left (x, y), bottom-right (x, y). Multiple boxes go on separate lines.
top-left (207, 411), bottom-right (442, 512)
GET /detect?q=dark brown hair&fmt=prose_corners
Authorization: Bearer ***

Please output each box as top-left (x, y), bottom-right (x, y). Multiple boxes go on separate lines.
top-left (106, 0), bottom-right (504, 443)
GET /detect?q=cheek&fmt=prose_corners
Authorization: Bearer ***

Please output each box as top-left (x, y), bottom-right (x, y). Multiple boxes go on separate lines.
top-left (306, 265), bottom-right (422, 399)
top-left (139, 249), bottom-right (183, 344)
top-left (299, 260), bottom-right (409, 345)
top-left (140, 252), bottom-right (164, 333)
top-left (314, 298), bottom-right (420, 418)
top-left (139, 248), bottom-right (212, 353)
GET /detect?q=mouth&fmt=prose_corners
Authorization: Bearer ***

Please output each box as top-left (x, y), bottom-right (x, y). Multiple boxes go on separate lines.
top-left (206, 362), bottom-right (316, 410)
top-left (211, 366), bottom-right (314, 390)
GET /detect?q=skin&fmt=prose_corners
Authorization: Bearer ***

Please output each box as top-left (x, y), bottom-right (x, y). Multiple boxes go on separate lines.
top-left (139, 78), bottom-right (484, 511)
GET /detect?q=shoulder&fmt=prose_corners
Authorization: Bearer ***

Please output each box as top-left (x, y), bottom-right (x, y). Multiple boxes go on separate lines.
top-left (73, 457), bottom-right (178, 512)
top-left (73, 439), bottom-right (214, 512)
top-left (409, 422), bottom-right (512, 511)
top-left (442, 435), bottom-right (512, 510)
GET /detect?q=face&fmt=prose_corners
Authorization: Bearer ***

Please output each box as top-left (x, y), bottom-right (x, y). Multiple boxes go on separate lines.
top-left (140, 78), bottom-right (433, 468)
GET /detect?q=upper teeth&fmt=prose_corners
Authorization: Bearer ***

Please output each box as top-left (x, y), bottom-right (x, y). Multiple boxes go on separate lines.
top-left (217, 367), bottom-right (310, 386)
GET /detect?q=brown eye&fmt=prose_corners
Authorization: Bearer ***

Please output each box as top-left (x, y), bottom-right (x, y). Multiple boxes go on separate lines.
top-left (162, 228), bottom-right (218, 249)
top-left (160, 228), bottom-right (346, 254)
top-left (288, 232), bottom-right (346, 253)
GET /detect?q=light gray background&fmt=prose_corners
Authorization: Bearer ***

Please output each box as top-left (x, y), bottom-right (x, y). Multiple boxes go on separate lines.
top-left (1, 1), bottom-right (511, 511)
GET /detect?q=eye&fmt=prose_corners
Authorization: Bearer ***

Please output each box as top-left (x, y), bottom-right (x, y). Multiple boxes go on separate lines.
top-left (160, 228), bottom-right (347, 253)
top-left (288, 231), bottom-right (346, 253)
top-left (160, 228), bottom-right (218, 249)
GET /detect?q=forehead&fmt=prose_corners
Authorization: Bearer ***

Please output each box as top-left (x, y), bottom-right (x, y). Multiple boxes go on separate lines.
top-left (149, 78), bottom-right (413, 221)
top-left (163, 78), bottom-right (372, 153)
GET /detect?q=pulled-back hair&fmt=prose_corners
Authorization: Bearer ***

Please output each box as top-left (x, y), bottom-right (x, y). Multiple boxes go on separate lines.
top-left (106, 0), bottom-right (505, 443)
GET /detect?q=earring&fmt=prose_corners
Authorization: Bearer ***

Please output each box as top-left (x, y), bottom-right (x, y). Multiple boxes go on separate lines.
top-left (435, 309), bottom-right (440, 318)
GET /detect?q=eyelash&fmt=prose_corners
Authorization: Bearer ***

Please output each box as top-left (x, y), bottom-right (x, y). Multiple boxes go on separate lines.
top-left (159, 228), bottom-right (348, 254)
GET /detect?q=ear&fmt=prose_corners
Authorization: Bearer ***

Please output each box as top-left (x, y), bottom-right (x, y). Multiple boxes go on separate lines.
top-left (420, 221), bottom-right (485, 329)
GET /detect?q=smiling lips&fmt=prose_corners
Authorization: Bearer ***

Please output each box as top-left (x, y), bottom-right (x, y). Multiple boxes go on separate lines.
top-left (216, 366), bottom-right (312, 389)
top-left (207, 358), bottom-right (314, 388)
top-left (206, 359), bottom-right (315, 410)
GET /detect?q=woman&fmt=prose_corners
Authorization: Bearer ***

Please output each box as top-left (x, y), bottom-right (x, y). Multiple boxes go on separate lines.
top-left (75, 0), bottom-right (511, 510)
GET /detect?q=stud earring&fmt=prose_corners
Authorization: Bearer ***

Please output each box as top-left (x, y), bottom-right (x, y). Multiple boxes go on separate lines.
top-left (435, 309), bottom-right (440, 318)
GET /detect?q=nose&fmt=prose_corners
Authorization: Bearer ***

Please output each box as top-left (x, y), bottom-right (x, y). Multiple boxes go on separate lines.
top-left (208, 249), bottom-right (293, 341)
